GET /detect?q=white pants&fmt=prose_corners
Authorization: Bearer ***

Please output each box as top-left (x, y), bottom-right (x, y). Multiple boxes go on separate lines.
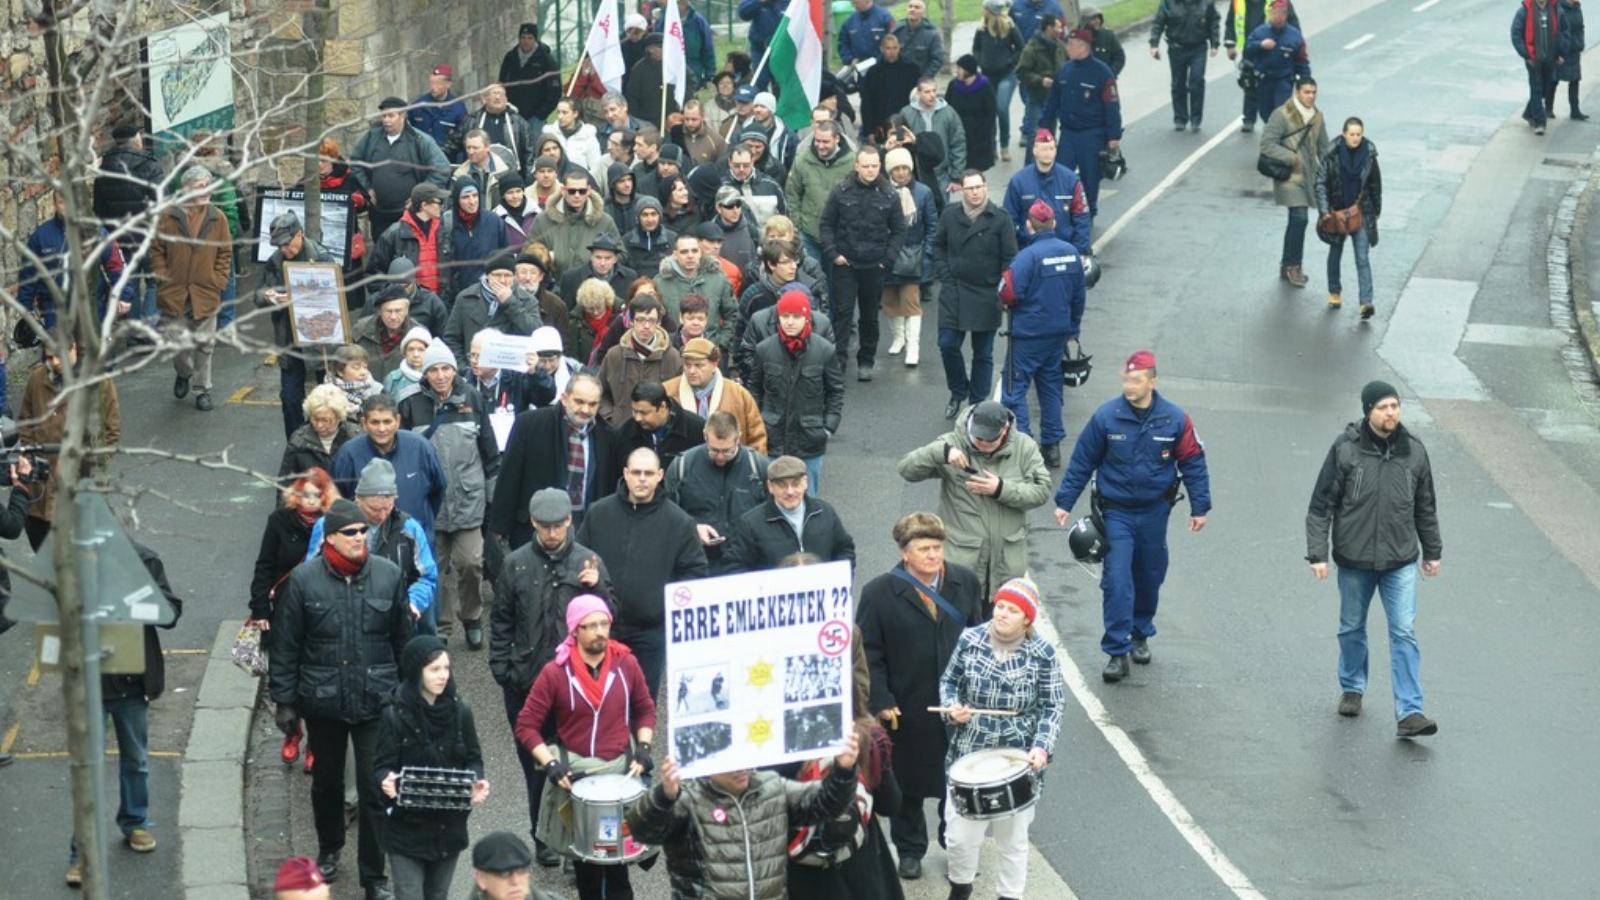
top-left (944, 787), bottom-right (1035, 897)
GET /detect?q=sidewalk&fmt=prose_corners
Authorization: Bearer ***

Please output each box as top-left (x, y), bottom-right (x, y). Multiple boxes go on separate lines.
top-left (180, 621), bottom-right (260, 899)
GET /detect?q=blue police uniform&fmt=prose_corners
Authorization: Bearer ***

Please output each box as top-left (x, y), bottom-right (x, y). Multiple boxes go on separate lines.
top-left (1002, 163), bottom-right (1093, 253)
top-left (999, 233), bottom-right (1085, 447)
top-left (408, 91), bottom-right (468, 163)
top-left (839, 5), bottom-right (896, 64)
top-left (1039, 56), bottom-right (1122, 218)
top-left (1244, 21), bottom-right (1310, 123)
top-left (1054, 388), bottom-right (1211, 657)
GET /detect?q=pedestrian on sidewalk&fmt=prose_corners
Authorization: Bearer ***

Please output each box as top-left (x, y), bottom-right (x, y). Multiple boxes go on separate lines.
top-left (938, 577), bottom-right (1064, 900)
top-left (1305, 382), bottom-right (1442, 738)
top-left (1314, 117), bottom-right (1383, 319)
top-left (1052, 350), bottom-right (1211, 683)
top-left (375, 635), bottom-right (489, 900)
top-left (152, 164), bottom-right (231, 412)
top-left (1514, 0), bottom-right (1574, 134)
top-left (271, 498), bottom-right (413, 894)
top-left (975, 0), bottom-right (1025, 163)
top-left (1149, 0), bottom-right (1221, 133)
top-left (1258, 75), bottom-right (1328, 289)
top-left (1550, 0), bottom-right (1588, 120)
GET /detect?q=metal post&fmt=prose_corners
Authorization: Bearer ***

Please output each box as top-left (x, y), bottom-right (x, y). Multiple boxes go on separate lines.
top-left (75, 523), bottom-right (110, 891)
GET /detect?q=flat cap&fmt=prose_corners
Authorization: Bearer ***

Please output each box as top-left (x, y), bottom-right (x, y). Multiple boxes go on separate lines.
top-left (768, 455), bottom-right (807, 481)
top-left (474, 830), bottom-right (534, 872)
top-left (528, 487), bottom-right (574, 524)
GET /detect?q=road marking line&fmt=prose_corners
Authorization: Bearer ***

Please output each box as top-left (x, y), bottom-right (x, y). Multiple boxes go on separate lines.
top-left (227, 385), bottom-right (253, 403)
top-left (1344, 33), bottom-right (1376, 50)
top-left (1031, 607), bottom-right (1268, 899)
top-left (1095, 119), bottom-right (1243, 253)
top-left (0, 723), bottom-right (18, 754)
top-left (26, 660), bottom-right (40, 687)
top-left (9, 750), bottom-right (183, 760)
top-left (164, 648), bottom-right (210, 655)
top-left (1413, 0), bottom-right (1441, 10)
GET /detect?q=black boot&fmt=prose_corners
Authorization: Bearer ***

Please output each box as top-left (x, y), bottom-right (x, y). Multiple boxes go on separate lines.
top-left (1041, 442), bottom-right (1061, 468)
top-left (947, 882), bottom-right (974, 900)
top-left (1130, 636), bottom-right (1152, 665)
top-left (1573, 109), bottom-right (1591, 121)
top-left (1103, 654), bottom-right (1130, 683)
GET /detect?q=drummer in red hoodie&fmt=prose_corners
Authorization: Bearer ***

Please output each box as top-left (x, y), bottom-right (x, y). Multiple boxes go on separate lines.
top-left (515, 594), bottom-right (657, 900)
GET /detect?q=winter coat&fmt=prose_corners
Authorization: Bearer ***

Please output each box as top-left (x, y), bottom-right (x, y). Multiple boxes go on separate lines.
top-left (494, 202), bottom-right (539, 249)
top-left (396, 286), bottom-right (451, 337)
top-left (18, 365), bottom-right (121, 522)
top-left (786, 144), bottom-right (859, 241)
top-left (939, 624), bottom-right (1065, 765)
top-left (409, 90), bottom-right (468, 158)
top-left (1314, 139), bottom-right (1383, 248)
top-left (350, 313), bottom-right (423, 382)
top-left (857, 563), bottom-right (984, 798)
top-left (615, 404), bottom-right (707, 477)
top-left (900, 100), bottom-right (968, 187)
top-left (1151, 0), bottom-right (1221, 49)
top-left (1002, 161), bottom-right (1092, 250)
top-left (1558, 0), bottom-right (1585, 80)
top-left (886, 179), bottom-right (940, 286)
top-left (711, 207), bottom-right (767, 276)
top-left (151, 205), bottom-right (232, 318)
top-left (279, 421), bottom-right (362, 479)
top-left (443, 213), bottom-right (510, 299)
top-left (1259, 99), bottom-right (1330, 209)
top-left (655, 258), bottom-right (740, 351)
top-left (330, 432), bottom-right (448, 536)
top-left (19, 217), bottom-right (134, 323)
top-left (489, 405), bottom-right (619, 548)
top-left (748, 332), bottom-right (845, 458)
top-left (897, 411), bottom-right (1053, 597)
top-left (625, 224), bottom-right (678, 275)
top-left (368, 214), bottom-right (454, 293)
top-left (974, 25), bottom-right (1025, 79)
top-left (349, 124), bottom-right (451, 215)
top-left (1512, 0), bottom-right (1574, 64)
top-left (947, 75), bottom-right (999, 172)
top-left (1010, 0), bottom-right (1064, 41)
top-left (722, 495), bottom-right (856, 574)
top-left (249, 506), bottom-right (314, 622)
top-left (443, 282), bottom-right (540, 362)
top-left (499, 43), bottom-right (562, 123)
top-left (859, 58), bottom-right (924, 140)
top-left (628, 765), bottom-right (859, 900)
top-left (1092, 25), bottom-right (1128, 75)
top-left (596, 331), bottom-right (685, 429)
top-left (1306, 422), bottom-right (1442, 572)
top-left (545, 123), bottom-right (607, 180)
top-left (1016, 32), bottom-right (1069, 104)
top-left (932, 201), bottom-right (1018, 333)
top-left (819, 175), bottom-right (908, 269)
top-left (739, 0), bottom-right (786, 59)
top-left (665, 444), bottom-right (770, 545)
top-left (373, 683), bottom-right (484, 861)
top-left (92, 144), bottom-right (163, 222)
top-left (838, 3), bottom-right (896, 64)
top-left (738, 307), bottom-right (835, 384)
top-left (490, 536), bottom-right (613, 695)
top-left (527, 194), bottom-right (624, 279)
top-left (1001, 233), bottom-right (1085, 339)
top-left (894, 19), bottom-right (949, 78)
top-left (664, 373), bottom-right (768, 452)
top-left (399, 379), bottom-right (501, 531)
top-left (268, 554), bottom-right (412, 723)
top-left (559, 261), bottom-right (639, 312)
top-left (624, 56), bottom-right (679, 129)
top-left (575, 486), bottom-right (708, 630)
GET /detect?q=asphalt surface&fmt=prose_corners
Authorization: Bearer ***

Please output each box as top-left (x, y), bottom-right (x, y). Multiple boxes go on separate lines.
top-left (3, 0), bottom-right (1600, 897)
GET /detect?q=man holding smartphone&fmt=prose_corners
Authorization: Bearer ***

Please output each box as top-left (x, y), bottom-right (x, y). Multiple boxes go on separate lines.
top-left (664, 411), bottom-right (771, 571)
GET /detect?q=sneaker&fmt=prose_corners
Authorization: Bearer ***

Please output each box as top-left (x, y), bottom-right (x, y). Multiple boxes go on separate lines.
top-left (1001, 148), bottom-right (1013, 162)
top-left (195, 392), bottom-right (213, 411)
top-left (317, 850), bottom-right (340, 883)
top-left (1360, 303), bottom-right (1375, 320)
top-left (1535, 124), bottom-right (1546, 135)
top-left (126, 828), bottom-right (156, 852)
top-left (1189, 121), bottom-right (1201, 132)
top-left (1284, 265), bottom-right (1309, 288)
top-left (1240, 119), bottom-right (1255, 133)
top-left (1338, 692), bottom-right (1362, 717)
top-left (1173, 121), bottom-right (1187, 131)
top-left (856, 363), bottom-right (875, 382)
top-left (173, 374), bottom-right (191, 399)
top-left (65, 861), bottom-right (83, 887)
top-left (1396, 712), bottom-right (1438, 737)
top-left (1327, 292), bottom-right (1342, 309)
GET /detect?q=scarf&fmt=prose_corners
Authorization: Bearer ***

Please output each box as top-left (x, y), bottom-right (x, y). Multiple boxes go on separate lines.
top-left (501, 197), bottom-right (528, 221)
top-left (629, 327), bottom-right (661, 359)
top-left (379, 325), bottom-right (406, 355)
top-left (478, 276), bottom-right (503, 319)
top-left (1291, 96), bottom-right (1315, 123)
top-left (565, 414), bottom-right (591, 508)
top-left (296, 505), bottom-right (322, 526)
top-left (963, 196), bottom-right (987, 219)
top-left (458, 206), bottom-right (479, 231)
top-left (780, 318), bottom-right (812, 356)
top-left (1336, 140), bottom-right (1368, 208)
top-left (950, 73), bottom-right (991, 95)
top-left (584, 308), bottom-right (615, 363)
top-left (324, 539), bottom-right (366, 577)
top-left (894, 182), bottom-right (918, 222)
top-left (559, 641), bottom-right (628, 708)
top-left (987, 622), bottom-right (1027, 661)
top-left (692, 372), bottom-right (717, 418)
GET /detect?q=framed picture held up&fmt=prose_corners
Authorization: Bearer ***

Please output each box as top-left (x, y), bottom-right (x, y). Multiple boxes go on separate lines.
top-left (282, 262), bottom-right (351, 346)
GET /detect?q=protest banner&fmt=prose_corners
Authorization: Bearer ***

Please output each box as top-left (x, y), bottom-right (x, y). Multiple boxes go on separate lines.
top-left (478, 333), bottom-right (535, 373)
top-left (664, 561), bottom-right (854, 779)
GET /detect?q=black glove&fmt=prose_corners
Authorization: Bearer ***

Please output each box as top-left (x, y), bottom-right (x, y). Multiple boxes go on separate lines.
top-left (544, 759), bottom-right (572, 783)
top-left (274, 704), bottom-right (298, 736)
top-left (632, 742), bottom-right (654, 775)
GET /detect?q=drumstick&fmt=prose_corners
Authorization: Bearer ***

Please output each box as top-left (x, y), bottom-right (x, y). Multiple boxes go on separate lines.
top-left (926, 706), bottom-right (1019, 717)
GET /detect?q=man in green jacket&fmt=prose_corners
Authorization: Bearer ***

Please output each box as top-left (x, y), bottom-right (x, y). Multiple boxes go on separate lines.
top-left (784, 122), bottom-right (857, 265)
top-left (654, 233), bottom-right (739, 355)
top-left (1016, 15), bottom-right (1069, 162)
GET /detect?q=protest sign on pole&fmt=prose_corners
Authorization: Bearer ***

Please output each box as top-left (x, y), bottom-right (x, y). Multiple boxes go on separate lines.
top-left (663, 561), bottom-right (854, 779)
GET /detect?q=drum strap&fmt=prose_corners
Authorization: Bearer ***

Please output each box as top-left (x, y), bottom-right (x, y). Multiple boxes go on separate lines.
top-left (890, 567), bottom-right (973, 626)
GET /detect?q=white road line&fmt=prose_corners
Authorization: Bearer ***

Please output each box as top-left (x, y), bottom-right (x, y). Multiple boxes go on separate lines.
top-left (1094, 119), bottom-right (1243, 253)
top-left (1343, 33), bottom-right (1376, 50)
top-left (1031, 607), bottom-right (1269, 900)
top-left (1412, 0), bottom-right (1441, 11)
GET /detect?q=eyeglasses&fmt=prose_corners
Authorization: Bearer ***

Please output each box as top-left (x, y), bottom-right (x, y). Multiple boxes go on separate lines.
top-left (565, 187), bottom-right (589, 195)
top-left (337, 525), bottom-right (370, 537)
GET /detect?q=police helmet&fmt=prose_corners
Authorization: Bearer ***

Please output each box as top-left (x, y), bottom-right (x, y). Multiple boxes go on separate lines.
top-left (1068, 513), bottom-right (1108, 563)
top-left (1061, 340), bottom-right (1093, 388)
top-left (1082, 253), bottom-right (1102, 289)
top-left (1098, 147), bottom-right (1127, 181)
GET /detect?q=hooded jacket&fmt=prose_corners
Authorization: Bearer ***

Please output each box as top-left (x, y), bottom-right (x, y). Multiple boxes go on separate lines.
top-left (655, 256), bottom-right (740, 350)
top-left (527, 193), bottom-right (624, 278)
top-left (92, 143), bottom-right (163, 222)
top-left (1306, 422), bottom-right (1441, 571)
top-left (490, 536), bottom-right (613, 695)
top-left (399, 377), bottom-right (502, 531)
top-left (443, 183), bottom-right (510, 297)
top-left (575, 485), bottom-right (708, 629)
top-left (785, 143), bottom-right (858, 241)
top-left (515, 638), bottom-right (657, 759)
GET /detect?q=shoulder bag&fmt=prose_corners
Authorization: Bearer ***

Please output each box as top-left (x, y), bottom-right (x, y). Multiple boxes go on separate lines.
top-left (1257, 120), bottom-right (1312, 183)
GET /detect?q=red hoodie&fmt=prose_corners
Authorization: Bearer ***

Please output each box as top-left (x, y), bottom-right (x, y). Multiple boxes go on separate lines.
top-left (515, 646), bottom-right (657, 760)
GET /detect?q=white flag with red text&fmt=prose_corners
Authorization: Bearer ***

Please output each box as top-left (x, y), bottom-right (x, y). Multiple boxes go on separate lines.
top-left (585, 0), bottom-right (626, 93)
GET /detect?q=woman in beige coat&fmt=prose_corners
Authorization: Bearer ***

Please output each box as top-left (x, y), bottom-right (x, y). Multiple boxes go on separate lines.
top-left (1258, 76), bottom-right (1329, 289)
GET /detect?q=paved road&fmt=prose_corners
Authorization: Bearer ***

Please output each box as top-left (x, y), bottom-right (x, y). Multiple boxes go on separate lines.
top-left (4, 0), bottom-right (1600, 896)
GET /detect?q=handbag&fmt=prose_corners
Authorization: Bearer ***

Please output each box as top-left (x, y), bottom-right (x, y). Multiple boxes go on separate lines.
top-left (1319, 203), bottom-right (1364, 236)
top-left (1257, 120), bottom-right (1313, 183)
top-left (231, 620), bottom-right (268, 677)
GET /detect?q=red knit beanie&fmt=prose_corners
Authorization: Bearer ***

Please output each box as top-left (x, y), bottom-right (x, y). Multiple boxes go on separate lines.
top-left (994, 577), bottom-right (1040, 624)
top-left (776, 290), bottom-right (812, 318)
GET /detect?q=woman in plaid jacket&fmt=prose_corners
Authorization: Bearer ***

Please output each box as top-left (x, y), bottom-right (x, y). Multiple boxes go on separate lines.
top-left (937, 577), bottom-right (1066, 900)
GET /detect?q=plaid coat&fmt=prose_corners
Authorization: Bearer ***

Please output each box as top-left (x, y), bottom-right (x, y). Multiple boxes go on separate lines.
top-left (938, 624), bottom-right (1066, 768)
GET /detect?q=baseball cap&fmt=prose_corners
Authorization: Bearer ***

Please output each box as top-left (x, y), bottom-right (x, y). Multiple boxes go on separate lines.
top-left (715, 185), bottom-right (741, 207)
top-left (735, 85), bottom-right (757, 103)
top-left (1124, 349), bottom-right (1156, 373)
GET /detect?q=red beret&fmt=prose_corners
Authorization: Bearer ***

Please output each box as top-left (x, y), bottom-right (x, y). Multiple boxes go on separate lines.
top-left (274, 856), bottom-right (326, 891)
top-left (776, 290), bottom-right (812, 317)
top-left (1028, 200), bottom-right (1055, 224)
top-left (1068, 28), bottom-right (1095, 43)
top-left (1033, 128), bottom-right (1055, 145)
top-left (431, 64), bottom-right (452, 77)
top-left (1125, 349), bottom-right (1157, 373)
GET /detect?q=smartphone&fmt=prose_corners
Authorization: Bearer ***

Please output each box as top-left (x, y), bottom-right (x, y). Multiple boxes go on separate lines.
top-left (706, 535), bottom-right (727, 545)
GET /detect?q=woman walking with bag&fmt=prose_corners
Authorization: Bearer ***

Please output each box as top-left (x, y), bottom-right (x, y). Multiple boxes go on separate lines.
top-left (1258, 76), bottom-right (1329, 289)
top-left (1315, 117), bottom-right (1383, 319)
top-left (973, 1), bottom-right (1024, 163)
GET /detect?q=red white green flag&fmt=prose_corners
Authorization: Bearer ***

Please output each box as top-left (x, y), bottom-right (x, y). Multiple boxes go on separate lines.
top-left (768, 0), bottom-right (823, 130)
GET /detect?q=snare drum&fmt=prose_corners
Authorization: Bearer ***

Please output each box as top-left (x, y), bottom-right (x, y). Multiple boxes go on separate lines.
top-left (568, 774), bottom-right (658, 865)
top-left (948, 749), bottom-right (1037, 820)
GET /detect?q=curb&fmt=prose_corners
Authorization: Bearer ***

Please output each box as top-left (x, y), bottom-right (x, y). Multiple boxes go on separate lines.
top-left (179, 620), bottom-right (258, 900)
top-left (1553, 147), bottom-right (1600, 384)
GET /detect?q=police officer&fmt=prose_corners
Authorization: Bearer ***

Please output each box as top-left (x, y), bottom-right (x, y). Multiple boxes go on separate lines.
top-left (1052, 350), bottom-right (1211, 683)
top-left (1039, 28), bottom-right (1122, 219)
top-left (1243, 0), bottom-right (1310, 126)
top-left (998, 200), bottom-right (1085, 470)
top-left (1223, 0), bottom-right (1299, 132)
top-left (1002, 129), bottom-right (1092, 253)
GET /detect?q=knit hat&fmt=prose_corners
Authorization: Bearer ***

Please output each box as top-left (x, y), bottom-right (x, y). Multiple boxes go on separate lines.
top-left (533, 154), bottom-right (559, 172)
top-left (994, 577), bottom-right (1040, 624)
top-left (519, 22), bottom-right (538, 37)
top-left (753, 91), bottom-right (777, 110)
top-left (528, 487), bottom-right (572, 523)
top-left (355, 459), bottom-right (398, 497)
top-left (399, 634), bottom-right (448, 686)
top-left (111, 123), bottom-right (140, 142)
top-left (1361, 380), bottom-right (1399, 416)
top-left (402, 325), bottom-right (433, 352)
top-left (625, 12), bottom-right (648, 30)
top-left (738, 127), bottom-right (770, 145)
top-left (635, 194), bottom-right (663, 216)
top-left (324, 499), bottom-right (365, 534)
top-left (485, 249), bottom-right (517, 275)
top-left (498, 172), bottom-right (526, 195)
top-left (956, 53), bottom-right (980, 75)
top-left (273, 856), bottom-right (327, 891)
top-left (386, 256), bottom-right (418, 283)
top-left (566, 594), bottom-right (612, 634)
top-left (1028, 199), bottom-right (1055, 224)
top-left (776, 290), bottom-right (811, 318)
top-left (884, 147), bottom-right (914, 172)
top-left (1124, 349), bottom-right (1156, 373)
top-left (455, 181), bottom-right (481, 199)
top-left (421, 338), bottom-right (457, 375)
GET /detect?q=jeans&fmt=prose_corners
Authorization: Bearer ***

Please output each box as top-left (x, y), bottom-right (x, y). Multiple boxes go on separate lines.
top-left (1168, 45), bottom-right (1208, 125)
top-left (1001, 334), bottom-right (1066, 446)
top-left (388, 852), bottom-right (458, 900)
top-left (1326, 225), bottom-right (1373, 303)
top-left (140, 276), bottom-right (160, 324)
top-left (304, 716), bottom-right (386, 886)
top-left (574, 860), bottom-right (635, 899)
top-left (616, 624), bottom-right (665, 700)
top-left (502, 684), bottom-right (550, 851)
top-left (1337, 564), bottom-right (1424, 720)
top-left (889, 793), bottom-right (946, 860)
top-left (1021, 99), bottom-right (1042, 162)
top-left (800, 232), bottom-right (826, 270)
top-left (993, 73), bottom-right (1018, 149)
top-left (1099, 504), bottom-right (1171, 656)
top-left (939, 327), bottom-right (997, 406)
top-left (802, 455), bottom-right (824, 495)
top-left (1525, 60), bottom-right (1557, 125)
top-left (280, 355), bottom-right (309, 439)
top-left (216, 264), bottom-right (238, 329)
top-left (66, 695), bottom-right (149, 858)
top-left (1282, 207), bottom-right (1308, 267)
top-left (828, 263), bottom-right (885, 369)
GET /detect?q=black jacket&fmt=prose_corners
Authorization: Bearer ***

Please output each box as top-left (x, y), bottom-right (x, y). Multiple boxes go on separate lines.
top-left (1314, 140), bottom-right (1383, 248)
top-left (0, 488), bottom-right (30, 631)
top-left (819, 175), bottom-right (907, 268)
top-left (489, 405), bottom-right (618, 549)
top-left (450, 104), bottom-right (540, 175)
top-left (973, 26), bottom-right (1025, 79)
top-left (443, 283), bottom-right (540, 364)
top-left (1092, 26), bottom-right (1128, 74)
top-left (736, 305), bottom-right (834, 383)
top-left (269, 555), bottom-right (413, 723)
top-left (664, 445), bottom-right (770, 549)
top-left (278, 421), bottom-right (362, 480)
top-left (93, 145), bottom-right (164, 222)
top-left (722, 495), bottom-right (856, 575)
top-left (932, 201), bottom-right (1018, 333)
top-left (614, 404), bottom-right (707, 479)
top-left (575, 485), bottom-right (708, 631)
top-left (373, 678), bottom-right (485, 861)
top-left (946, 77), bottom-right (999, 173)
top-left (350, 125), bottom-right (451, 215)
top-left (625, 224), bottom-right (677, 275)
top-left (559, 262), bottom-right (639, 312)
top-left (1151, 0), bottom-right (1221, 49)
top-left (498, 44), bottom-right (562, 124)
top-left (103, 543), bottom-right (184, 702)
top-left (250, 507), bottom-right (315, 622)
top-left (1306, 422), bottom-right (1442, 572)
top-left (256, 237), bottom-right (337, 359)
top-left (748, 333), bottom-right (845, 458)
top-left (490, 536), bottom-right (613, 695)
top-left (856, 563), bottom-right (984, 797)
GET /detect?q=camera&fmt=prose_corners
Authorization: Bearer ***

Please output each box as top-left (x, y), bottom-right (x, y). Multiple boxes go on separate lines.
top-left (0, 417), bottom-right (54, 488)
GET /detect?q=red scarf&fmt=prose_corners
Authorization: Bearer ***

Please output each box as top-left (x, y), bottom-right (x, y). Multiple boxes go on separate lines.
top-left (780, 318), bottom-right (812, 357)
top-left (458, 207), bottom-right (479, 230)
top-left (584, 308), bottom-right (615, 364)
top-left (403, 212), bottom-right (441, 292)
top-left (296, 506), bottom-right (321, 526)
top-left (1524, 0), bottom-right (1559, 59)
top-left (571, 643), bottom-right (624, 709)
top-left (323, 538), bottom-right (366, 577)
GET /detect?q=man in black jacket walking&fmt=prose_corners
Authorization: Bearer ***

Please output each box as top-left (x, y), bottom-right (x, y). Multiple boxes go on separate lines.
top-left (350, 97), bottom-right (451, 236)
top-left (933, 171), bottom-right (1019, 420)
top-left (817, 146), bottom-right (907, 380)
top-left (615, 380), bottom-right (706, 478)
top-left (721, 455), bottom-right (856, 574)
top-left (1305, 381), bottom-right (1442, 739)
top-left (498, 24), bottom-right (561, 132)
top-left (1149, 0), bottom-right (1221, 132)
top-left (576, 447), bottom-right (709, 698)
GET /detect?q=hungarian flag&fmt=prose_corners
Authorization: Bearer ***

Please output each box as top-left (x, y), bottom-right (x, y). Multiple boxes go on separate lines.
top-left (584, 0), bottom-right (626, 93)
top-left (663, 0), bottom-right (689, 106)
top-left (769, 0), bottom-right (823, 130)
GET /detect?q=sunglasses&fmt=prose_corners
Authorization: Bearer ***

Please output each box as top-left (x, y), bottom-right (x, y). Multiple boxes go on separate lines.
top-left (719, 202), bottom-right (740, 209)
top-left (337, 525), bottom-right (370, 537)
top-left (566, 187), bottom-right (589, 195)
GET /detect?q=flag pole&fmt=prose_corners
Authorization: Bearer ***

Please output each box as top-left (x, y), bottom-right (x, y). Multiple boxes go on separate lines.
top-left (747, 42), bottom-right (776, 87)
top-left (661, 79), bottom-right (670, 132)
top-left (565, 48), bottom-right (591, 97)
